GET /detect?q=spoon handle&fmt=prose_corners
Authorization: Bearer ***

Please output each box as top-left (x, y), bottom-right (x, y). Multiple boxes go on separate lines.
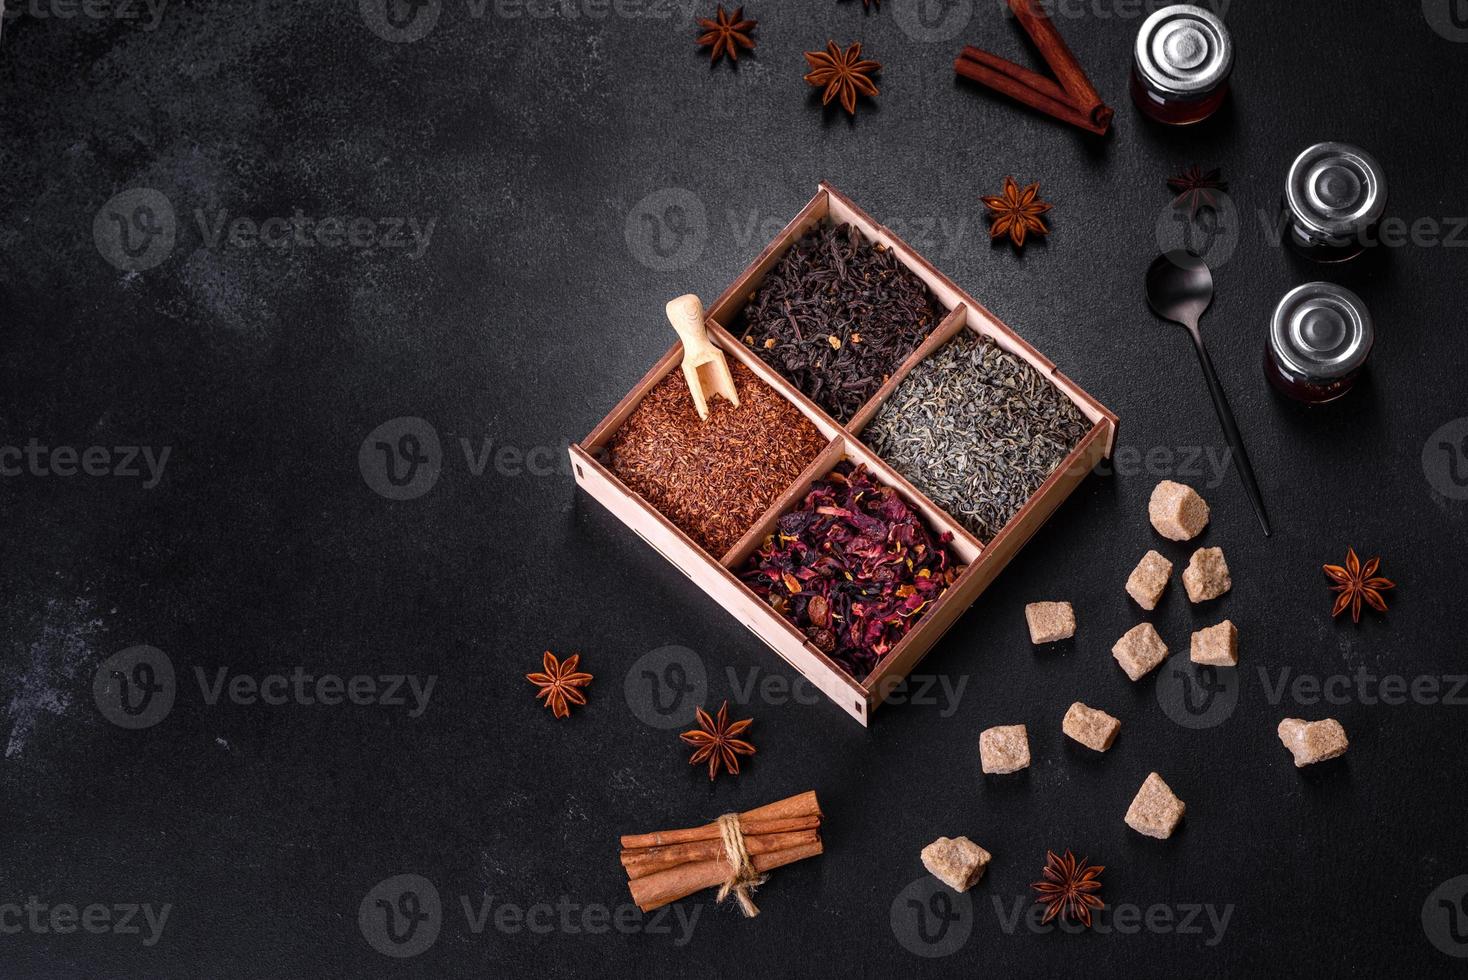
top-left (1191, 335), bottom-right (1272, 537)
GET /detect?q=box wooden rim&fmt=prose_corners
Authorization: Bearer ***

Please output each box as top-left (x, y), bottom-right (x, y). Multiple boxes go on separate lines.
top-left (572, 181), bottom-right (1118, 723)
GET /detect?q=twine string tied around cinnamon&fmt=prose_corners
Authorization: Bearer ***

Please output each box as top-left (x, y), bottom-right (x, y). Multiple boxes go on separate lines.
top-left (714, 812), bottom-right (768, 917)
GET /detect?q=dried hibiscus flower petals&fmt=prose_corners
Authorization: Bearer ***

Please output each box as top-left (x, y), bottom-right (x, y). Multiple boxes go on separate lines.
top-left (740, 461), bottom-right (966, 680)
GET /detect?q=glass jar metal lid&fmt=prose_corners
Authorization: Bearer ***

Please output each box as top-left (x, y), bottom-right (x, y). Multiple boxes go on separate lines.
top-left (1134, 5), bottom-right (1233, 97)
top-left (1285, 142), bottom-right (1387, 245)
top-left (1269, 283), bottom-right (1373, 382)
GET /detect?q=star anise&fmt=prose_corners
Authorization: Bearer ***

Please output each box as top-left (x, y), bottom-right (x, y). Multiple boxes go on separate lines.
top-left (1031, 849), bottom-right (1104, 927)
top-left (1167, 165), bottom-right (1227, 217)
top-left (981, 176), bottom-right (1052, 248)
top-left (526, 651), bottom-right (593, 719)
top-left (803, 41), bottom-right (880, 115)
top-left (1323, 547), bottom-right (1395, 623)
top-left (696, 5), bottom-right (756, 65)
top-left (680, 700), bottom-right (756, 780)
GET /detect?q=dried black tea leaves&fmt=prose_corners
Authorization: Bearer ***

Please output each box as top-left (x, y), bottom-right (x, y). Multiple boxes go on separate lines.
top-left (739, 460), bottom-right (965, 680)
top-left (740, 222), bottom-right (942, 423)
top-left (862, 332), bottom-right (1088, 542)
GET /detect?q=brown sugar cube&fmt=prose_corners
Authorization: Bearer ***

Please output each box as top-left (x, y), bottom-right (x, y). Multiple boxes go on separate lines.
top-left (921, 836), bottom-right (992, 893)
top-left (1025, 602), bottom-right (1076, 644)
top-left (1111, 623), bottom-right (1168, 681)
top-left (1149, 480), bottom-right (1211, 541)
top-left (1124, 772), bottom-right (1186, 839)
top-left (1277, 718), bottom-right (1349, 767)
top-left (1126, 550), bottom-right (1174, 610)
top-left (1062, 702), bottom-right (1121, 752)
top-left (1183, 547), bottom-right (1232, 603)
top-left (1190, 620), bottom-right (1238, 666)
top-left (979, 725), bottom-right (1030, 774)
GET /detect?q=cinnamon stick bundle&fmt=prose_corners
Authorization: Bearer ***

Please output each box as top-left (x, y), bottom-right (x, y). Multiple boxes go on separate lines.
top-left (622, 827), bottom-right (821, 879)
top-left (954, 0), bottom-right (1113, 136)
top-left (619, 791), bottom-right (823, 915)
top-left (629, 842), bottom-right (824, 913)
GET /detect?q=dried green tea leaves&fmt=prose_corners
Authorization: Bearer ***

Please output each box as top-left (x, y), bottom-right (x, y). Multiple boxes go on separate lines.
top-left (862, 331), bottom-right (1088, 542)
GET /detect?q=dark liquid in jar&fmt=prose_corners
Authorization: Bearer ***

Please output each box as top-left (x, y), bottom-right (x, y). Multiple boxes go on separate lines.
top-left (1263, 348), bottom-right (1361, 404)
top-left (1281, 201), bottom-right (1372, 263)
top-left (1130, 68), bottom-right (1229, 125)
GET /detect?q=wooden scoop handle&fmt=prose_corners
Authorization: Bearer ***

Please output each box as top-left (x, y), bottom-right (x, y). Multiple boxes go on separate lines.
top-left (666, 294), bottom-right (716, 360)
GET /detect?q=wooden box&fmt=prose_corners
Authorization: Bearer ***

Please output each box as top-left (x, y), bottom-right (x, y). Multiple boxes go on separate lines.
top-left (570, 183), bottom-right (1116, 725)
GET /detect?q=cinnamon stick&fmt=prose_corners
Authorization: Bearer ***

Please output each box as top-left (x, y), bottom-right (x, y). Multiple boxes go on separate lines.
top-left (628, 841), bottom-right (824, 913)
top-left (954, 56), bottom-right (1104, 136)
top-left (959, 45), bottom-right (1068, 105)
top-left (622, 828), bottom-right (820, 880)
top-left (1007, 0), bottom-right (1104, 111)
top-left (620, 815), bottom-right (820, 856)
top-left (954, 0), bottom-right (1113, 134)
top-left (618, 791), bottom-right (821, 850)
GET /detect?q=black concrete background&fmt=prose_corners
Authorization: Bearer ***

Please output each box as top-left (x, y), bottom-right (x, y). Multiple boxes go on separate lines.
top-left (3, 0), bottom-right (1468, 976)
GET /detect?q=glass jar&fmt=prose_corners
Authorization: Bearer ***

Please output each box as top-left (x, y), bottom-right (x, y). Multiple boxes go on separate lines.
top-left (1131, 5), bottom-right (1233, 125)
top-left (1282, 142), bottom-right (1388, 263)
top-left (1265, 283), bottom-right (1374, 404)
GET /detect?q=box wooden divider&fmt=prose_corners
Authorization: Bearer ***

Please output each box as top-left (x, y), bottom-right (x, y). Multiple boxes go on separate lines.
top-left (570, 182), bottom-right (1117, 725)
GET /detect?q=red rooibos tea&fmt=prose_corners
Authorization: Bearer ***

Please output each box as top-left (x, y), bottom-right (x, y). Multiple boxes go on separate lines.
top-left (608, 362), bottom-right (827, 557)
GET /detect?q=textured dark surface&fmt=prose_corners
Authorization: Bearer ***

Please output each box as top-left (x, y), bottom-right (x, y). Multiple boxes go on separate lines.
top-left (3, 1), bottom-right (1467, 976)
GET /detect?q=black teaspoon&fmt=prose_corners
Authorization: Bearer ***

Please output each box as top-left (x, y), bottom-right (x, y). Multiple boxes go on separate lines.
top-left (1145, 252), bottom-right (1272, 537)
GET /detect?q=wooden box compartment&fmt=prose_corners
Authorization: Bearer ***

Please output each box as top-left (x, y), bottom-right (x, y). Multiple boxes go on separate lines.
top-left (571, 182), bottom-right (1116, 725)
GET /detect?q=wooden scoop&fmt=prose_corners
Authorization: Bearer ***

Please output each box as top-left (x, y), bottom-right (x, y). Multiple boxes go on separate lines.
top-left (665, 294), bottom-right (739, 421)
